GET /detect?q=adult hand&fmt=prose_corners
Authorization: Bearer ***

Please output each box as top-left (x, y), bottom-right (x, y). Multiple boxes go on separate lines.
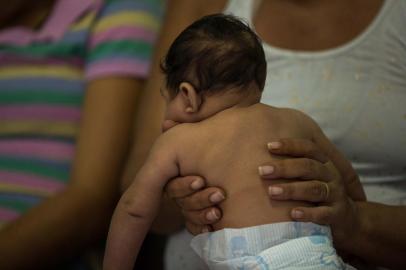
top-left (165, 176), bottom-right (226, 235)
top-left (259, 138), bottom-right (363, 249)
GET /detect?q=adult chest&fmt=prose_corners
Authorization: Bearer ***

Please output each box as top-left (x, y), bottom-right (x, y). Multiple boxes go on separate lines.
top-left (261, 38), bottom-right (406, 188)
top-left (253, 0), bottom-right (384, 52)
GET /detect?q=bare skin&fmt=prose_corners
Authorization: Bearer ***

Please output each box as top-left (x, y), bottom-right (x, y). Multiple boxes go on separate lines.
top-left (0, 78), bottom-right (142, 270)
top-left (0, 0), bottom-right (55, 30)
top-left (0, 2), bottom-right (143, 268)
top-left (106, 98), bottom-right (347, 270)
top-left (122, 0), bottom-right (380, 232)
top-left (123, 0), bottom-right (406, 268)
top-left (253, 0), bottom-right (383, 51)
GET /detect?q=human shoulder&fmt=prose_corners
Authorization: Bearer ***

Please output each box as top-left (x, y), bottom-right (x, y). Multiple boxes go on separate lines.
top-left (278, 108), bottom-right (328, 143)
top-left (283, 107), bottom-right (322, 134)
top-left (151, 123), bottom-right (196, 153)
top-left (270, 106), bottom-right (318, 125)
top-left (141, 124), bottom-right (191, 178)
top-left (245, 103), bottom-right (308, 122)
top-left (254, 104), bottom-right (321, 138)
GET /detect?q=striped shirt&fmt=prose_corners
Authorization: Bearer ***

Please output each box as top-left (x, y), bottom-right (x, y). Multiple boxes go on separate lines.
top-left (0, 0), bottom-right (163, 227)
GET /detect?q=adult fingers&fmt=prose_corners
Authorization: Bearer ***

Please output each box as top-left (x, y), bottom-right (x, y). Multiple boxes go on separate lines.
top-left (165, 176), bottom-right (206, 199)
top-left (182, 207), bottom-right (222, 227)
top-left (267, 138), bottom-right (328, 163)
top-left (268, 181), bottom-right (331, 203)
top-left (259, 158), bottom-right (333, 181)
top-left (176, 187), bottom-right (225, 211)
top-left (340, 167), bottom-right (366, 201)
top-left (290, 206), bottom-right (334, 225)
top-left (185, 222), bottom-right (213, 235)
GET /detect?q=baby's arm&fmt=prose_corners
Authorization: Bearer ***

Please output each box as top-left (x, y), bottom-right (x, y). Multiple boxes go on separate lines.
top-left (103, 133), bottom-right (179, 270)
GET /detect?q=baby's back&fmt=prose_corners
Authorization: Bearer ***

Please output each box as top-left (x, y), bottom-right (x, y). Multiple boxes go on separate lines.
top-left (176, 103), bottom-right (314, 230)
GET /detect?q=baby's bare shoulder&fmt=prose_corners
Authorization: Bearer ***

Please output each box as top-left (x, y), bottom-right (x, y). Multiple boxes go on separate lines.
top-left (225, 104), bottom-right (311, 125)
top-left (158, 122), bottom-right (208, 152)
top-left (235, 104), bottom-right (318, 138)
top-left (159, 123), bottom-right (196, 143)
top-left (258, 104), bottom-right (317, 125)
top-left (264, 105), bottom-right (322, 138)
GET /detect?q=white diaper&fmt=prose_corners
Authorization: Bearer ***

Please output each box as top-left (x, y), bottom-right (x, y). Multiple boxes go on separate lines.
top-left (190, 222), bottom-right (356, 270)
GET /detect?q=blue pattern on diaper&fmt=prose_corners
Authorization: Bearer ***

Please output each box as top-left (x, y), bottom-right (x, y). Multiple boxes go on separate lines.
top-left (190, 222), bottom-right (351, 269)
top-left (293, 222), bottom-right (329, 240)
top-left (320, 250), bottom-right (343, 269)
top-left (308, 234), bottom-right (328, 245)
top-left (229, 236), bottom-right (269, 270)
top-left (230, 236), bottom-right (250, 256)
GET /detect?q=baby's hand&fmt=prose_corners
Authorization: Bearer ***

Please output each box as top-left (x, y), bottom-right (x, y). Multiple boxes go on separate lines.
top-left (165, 176), bottom-right (225, 235)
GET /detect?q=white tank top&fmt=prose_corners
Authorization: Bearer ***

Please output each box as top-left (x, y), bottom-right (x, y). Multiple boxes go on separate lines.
top-left (224, 0), bottom-right (406, 204)
top-left (164, 2), bottom-right (406, 269)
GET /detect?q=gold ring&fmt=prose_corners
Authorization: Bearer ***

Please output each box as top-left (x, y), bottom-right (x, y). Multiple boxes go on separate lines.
top-left (324, 183), bottom-right (330, 202)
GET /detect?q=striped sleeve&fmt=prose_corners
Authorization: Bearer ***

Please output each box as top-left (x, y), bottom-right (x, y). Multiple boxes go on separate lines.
top-left (85, 0), bottom-right (164, 80)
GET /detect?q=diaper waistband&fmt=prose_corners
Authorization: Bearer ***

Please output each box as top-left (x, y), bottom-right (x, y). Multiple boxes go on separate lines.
top-left (191, 222), bottom-right (331, 260)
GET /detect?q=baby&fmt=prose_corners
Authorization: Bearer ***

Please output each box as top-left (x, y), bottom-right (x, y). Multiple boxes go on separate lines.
top-left (104, 14), bottom-right (354, 270)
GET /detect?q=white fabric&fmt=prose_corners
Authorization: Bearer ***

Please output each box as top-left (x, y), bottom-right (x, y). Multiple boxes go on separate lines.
top-left (164, 229), bottom-right (208, 270)
top-left (223, 0), bottom-right (406, 202)
top-left (165, 1), bottom-right (406, 269)
top-left (190, 222), bottom-right (355, 270)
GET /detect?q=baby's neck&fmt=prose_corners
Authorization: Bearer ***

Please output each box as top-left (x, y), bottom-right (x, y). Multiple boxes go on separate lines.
top-left (196, 89), bottom-right (261, 121)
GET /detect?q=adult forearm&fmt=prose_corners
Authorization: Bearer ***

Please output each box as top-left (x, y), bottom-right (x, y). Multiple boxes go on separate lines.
top-left (343, 201), bottom-right (406, 269)
top-left (0, 188), bottom-right (116, 270)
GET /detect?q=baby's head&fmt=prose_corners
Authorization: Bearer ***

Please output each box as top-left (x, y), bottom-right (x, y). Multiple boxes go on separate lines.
top-left (161, 14), bottom-right (266, 130)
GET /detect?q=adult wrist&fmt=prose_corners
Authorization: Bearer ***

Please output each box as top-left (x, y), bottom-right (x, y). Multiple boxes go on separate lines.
top-left (331, 199), bottom-right (358, 249)
top-left (337, 200), bottom-right (368, 253)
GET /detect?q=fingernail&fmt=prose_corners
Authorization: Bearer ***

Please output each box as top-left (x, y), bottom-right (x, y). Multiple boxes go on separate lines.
top-left (292, 209), bottom-right (304, 219)
top-left (206, 209), bottom-right (219, 221)
top-left (268, 186), bottom-right (283, 195)
top-left (209, 192), bottom-right (225, 203)
top-left (258, 165), bottom-right (274, 176)
top-left (268, 141), bottom-right (281, 150)
top-left (190, 178), bottom-right (204, 190)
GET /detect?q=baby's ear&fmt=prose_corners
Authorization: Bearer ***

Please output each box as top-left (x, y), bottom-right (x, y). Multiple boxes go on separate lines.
top-left (179, 82), bottom-right (202, 113)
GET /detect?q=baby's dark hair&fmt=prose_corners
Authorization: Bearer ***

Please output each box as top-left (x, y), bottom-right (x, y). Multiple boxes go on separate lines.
top-left (161, 14), bottom-right (267, 98)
